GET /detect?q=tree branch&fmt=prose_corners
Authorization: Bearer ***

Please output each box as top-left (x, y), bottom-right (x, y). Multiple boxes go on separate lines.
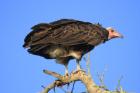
top-left (41, 70), bottom-right (111, 93)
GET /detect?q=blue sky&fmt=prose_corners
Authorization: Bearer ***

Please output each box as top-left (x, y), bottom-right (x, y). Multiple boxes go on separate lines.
top-left (1, 0), bottom-right (140, 93)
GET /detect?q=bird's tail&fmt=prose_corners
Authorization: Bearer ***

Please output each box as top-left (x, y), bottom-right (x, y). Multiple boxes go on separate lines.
top-left (23, 42), bottom-right (30, 48)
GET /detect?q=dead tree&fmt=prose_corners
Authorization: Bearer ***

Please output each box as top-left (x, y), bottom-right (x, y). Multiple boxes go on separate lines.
top-left (40, 54), bottom-right (126, 93)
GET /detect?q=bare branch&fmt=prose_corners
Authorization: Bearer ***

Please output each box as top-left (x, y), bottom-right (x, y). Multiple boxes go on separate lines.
top-left (41, 69), bottom-right (113, 93)
top-left (43, 70), bottom-right (63, 80)
top-left (41, 58), bottom-right (126, 93)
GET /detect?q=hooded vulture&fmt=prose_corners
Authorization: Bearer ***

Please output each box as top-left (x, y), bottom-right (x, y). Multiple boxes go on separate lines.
top-left (23, 19), bottom-right (123, 75)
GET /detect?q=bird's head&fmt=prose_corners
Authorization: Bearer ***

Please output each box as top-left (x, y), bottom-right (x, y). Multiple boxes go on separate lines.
top-left (106, 27), bottom-right (123, 40)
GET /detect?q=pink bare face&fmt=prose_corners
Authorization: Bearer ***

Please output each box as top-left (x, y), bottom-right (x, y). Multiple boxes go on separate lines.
top-left (106, 27), bottom-right (123, 40)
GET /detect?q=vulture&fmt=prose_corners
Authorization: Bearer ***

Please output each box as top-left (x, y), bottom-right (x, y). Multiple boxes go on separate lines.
top-left (23, 19), bottom-right (123, 75)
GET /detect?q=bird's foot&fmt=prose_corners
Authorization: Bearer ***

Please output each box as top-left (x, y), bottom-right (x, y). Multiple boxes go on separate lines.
top-left (72, 68), bottom-right (85, 74)
top-left (64, 73), bottom-right (69, 77)
top-left (64, 71), bottom-right (71, 78)
top-left (64, 68), bottom-right (69, 77)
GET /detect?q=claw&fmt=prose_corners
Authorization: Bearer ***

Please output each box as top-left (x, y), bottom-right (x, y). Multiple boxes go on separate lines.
top-left (73, 69), bottom-right (85, 74)
top-left (64, 73), bottom-right (69, 77)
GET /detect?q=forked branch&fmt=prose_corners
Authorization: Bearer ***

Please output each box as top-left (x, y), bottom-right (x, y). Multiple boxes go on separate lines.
top-left (41, 70), bottom-right (111, 93)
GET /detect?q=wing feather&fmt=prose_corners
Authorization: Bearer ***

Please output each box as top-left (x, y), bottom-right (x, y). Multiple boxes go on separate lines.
top-left (35, 23), bottom-right (104, 46)
top-left (50, 19), bottom-right (80, 26)
top-left (23, 19), bottom-right (82, 47)
top-left (23, 19), bottom-right (107, 48)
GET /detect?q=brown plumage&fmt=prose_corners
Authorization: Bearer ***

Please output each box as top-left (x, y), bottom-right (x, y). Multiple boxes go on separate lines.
top-left (23, 19), bottom-right (123, 75)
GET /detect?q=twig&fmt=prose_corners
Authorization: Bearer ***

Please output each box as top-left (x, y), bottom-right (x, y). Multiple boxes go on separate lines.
top-left (41, 69), bottom-right (111, 93)
top-left (43, 70), bottom-right (63, 80)
top-left (86, 53), bottom-right (91, 76)
top-left (71, 81), bottom-right (76, 93)
top-left (97, 66), bottom-right (108, 90)
top-left (116, 76), bottom-right (123, 91)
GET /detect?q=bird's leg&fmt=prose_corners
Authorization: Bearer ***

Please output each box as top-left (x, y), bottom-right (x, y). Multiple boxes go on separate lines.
top-left (73, 59), bottom-right (85, 73)
top-left (65, 65), bottom-right (69, 76)
top-left (64, 62), bottom-right (69, 76)
top-left (76, 60), bottom-right (82, 71)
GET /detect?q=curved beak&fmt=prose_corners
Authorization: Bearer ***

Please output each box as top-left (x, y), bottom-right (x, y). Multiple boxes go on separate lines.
top-left (114, 31), bottom-right (124, 38)
top-left (118, 33), bottom-right (123, 38)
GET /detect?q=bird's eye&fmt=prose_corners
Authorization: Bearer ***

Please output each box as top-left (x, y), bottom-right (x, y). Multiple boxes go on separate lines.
top-left (111, 30), bottom-right (114, 32)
